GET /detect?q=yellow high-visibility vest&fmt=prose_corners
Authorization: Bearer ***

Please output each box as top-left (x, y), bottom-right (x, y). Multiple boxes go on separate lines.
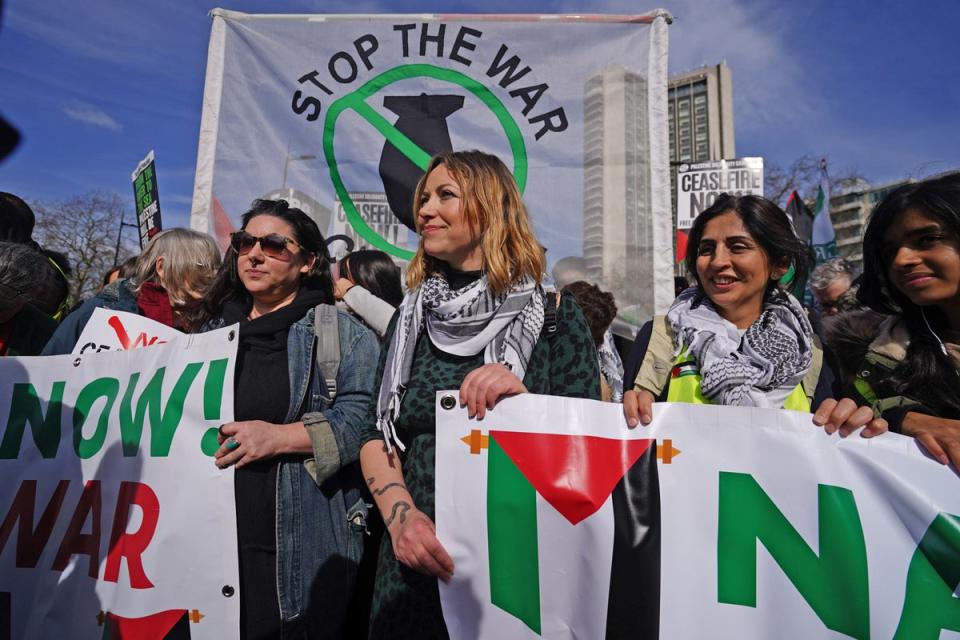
top-left (665, 351), bottom-right (811, 412)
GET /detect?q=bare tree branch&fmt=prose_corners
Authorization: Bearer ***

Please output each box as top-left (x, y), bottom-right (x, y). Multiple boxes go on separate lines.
top-left (764, 154), bottom-right (868, 208)
top-left (31, 192), bottom-right (138, 306)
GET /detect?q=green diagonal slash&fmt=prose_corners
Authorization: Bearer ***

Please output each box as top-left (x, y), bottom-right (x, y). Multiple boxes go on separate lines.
top-left (322, 64), bottom-right (528, 259)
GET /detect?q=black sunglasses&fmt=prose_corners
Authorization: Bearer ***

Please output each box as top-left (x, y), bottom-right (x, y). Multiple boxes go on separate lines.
top-left (230, 231), bottom-right (303, 258)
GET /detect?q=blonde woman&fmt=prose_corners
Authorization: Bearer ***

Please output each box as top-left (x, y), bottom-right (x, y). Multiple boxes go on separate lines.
top-left (359, 151), bottom-right (600, 638)
top-left (42, 228), bottom-right (221, 354)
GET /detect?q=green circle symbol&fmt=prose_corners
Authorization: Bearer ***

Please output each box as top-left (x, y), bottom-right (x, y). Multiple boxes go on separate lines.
top-left (323, 63), bottom-right (528, 259)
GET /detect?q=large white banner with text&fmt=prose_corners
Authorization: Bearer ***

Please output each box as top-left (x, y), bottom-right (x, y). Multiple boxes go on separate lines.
top-left (0, 328), bottom-right (240, 639)
top-left (436, 394), bottom-right (960, 639)
top-left (191, 10), bottom-right (674, 322)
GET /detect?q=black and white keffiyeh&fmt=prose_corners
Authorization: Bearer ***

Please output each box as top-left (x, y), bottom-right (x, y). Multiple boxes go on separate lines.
top-left (376, 271), bottom-right (545, 451)
top-left (599, 329), bottom-right (624, 402)
top-left (665, 287), bottom-right (813, 407)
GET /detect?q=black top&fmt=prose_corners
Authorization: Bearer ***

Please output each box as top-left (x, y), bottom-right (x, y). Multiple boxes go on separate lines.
top-left (221, 288), bottom-right (328, 640)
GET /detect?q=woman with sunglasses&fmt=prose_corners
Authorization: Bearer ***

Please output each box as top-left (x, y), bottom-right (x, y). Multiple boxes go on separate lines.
top-left (202, 199), bottom-right (380, 639)
top-left (42, 228), bottom-right (221, 355)
top-left (358, 151), bottom-right (600, 638)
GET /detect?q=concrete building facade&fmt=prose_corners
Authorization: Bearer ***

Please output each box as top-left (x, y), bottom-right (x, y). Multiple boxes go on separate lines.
top-left (581, 66), bottom-right (652, 315)
top-left (667, 63), bottom-right (735, 164)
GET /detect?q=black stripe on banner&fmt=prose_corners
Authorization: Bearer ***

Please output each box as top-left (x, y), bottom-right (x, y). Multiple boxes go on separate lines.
top-left (0, 592), bottom-right (9, 640)
top-left (605, 445), bottom-right (660, 639)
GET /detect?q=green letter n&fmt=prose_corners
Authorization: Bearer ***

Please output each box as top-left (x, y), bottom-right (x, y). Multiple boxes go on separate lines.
top-left (718, 471), bottom-right (869, 640)
top-left (0, 382), bottom-right (65, 458)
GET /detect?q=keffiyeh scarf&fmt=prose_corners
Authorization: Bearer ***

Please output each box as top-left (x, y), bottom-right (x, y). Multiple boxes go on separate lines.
top-left (599, 329), bottom-right (624, 402)
top-left (376, 272), bottom-right (545, 452)
top-left (665, 287), bottom-right (813, 407)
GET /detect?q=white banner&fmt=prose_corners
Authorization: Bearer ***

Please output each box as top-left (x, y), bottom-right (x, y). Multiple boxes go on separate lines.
top-left (191, 10), bottom-right (674, 322)
top-left (436, 394), bottom-right (960, 639)
top-left (676, 157), bottom-right (764, 229)
top-left (0, 328), bottom-right (240, 639)
top-left (73, 308), bottom-right (182, 355)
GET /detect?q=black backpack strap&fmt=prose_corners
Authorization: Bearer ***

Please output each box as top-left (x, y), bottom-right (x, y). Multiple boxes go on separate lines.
top-left (543, 291), bottom-right (559, 339)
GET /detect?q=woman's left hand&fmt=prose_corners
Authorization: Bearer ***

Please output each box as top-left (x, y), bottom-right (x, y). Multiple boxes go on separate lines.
top-left (333, 277), bottom-right (354, 301)
top-left (215, 420), bottom-right (287, 469)
top-left (459, 363), bottom-right (527, 420)
top-left (812, 398), bottom-right (888, 438)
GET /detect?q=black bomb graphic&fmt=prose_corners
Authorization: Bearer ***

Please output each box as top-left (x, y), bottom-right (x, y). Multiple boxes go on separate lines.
top-left (378, 93), bottom-right (464, 230)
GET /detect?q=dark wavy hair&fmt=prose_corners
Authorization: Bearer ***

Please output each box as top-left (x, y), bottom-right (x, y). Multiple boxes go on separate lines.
top-left (339, 249), bottom-right (403, 308)
top-left (685, 193), bottom-right (813, 301)
top-left (561, 280), bottom-right (617, 346)
top-left (857, 172), bottom-right (960, 415)
top-left (204, 199), bottom-right (333, 316)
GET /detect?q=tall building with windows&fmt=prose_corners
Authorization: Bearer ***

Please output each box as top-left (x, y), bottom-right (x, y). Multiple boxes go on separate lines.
top-left (830, 179), bottom-right (911, 271)
top-left (667, 63), bottom-right (735, 163)
top-left (581, 66), bottom-right (652, 316)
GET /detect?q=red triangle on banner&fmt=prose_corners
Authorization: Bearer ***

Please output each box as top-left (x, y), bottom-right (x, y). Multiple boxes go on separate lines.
top-left (104, 609), bottom-right (189, 639)
top-left (489, 431), bottom-right (652, 525)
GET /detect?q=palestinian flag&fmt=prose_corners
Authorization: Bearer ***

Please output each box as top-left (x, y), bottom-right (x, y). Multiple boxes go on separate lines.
top-left (811, 160), bottom-right (838, 263)
top-left (100, 609), bottom-right (200, 639)
top-left (438, 399), bottom-right (673, 639)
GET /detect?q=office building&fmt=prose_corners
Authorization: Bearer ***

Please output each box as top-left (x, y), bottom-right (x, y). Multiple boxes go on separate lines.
top-left (581, 66), bottom-right (652, 317)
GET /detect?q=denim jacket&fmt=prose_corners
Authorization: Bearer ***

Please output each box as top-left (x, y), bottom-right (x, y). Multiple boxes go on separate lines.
top-left (209, 306), bottom-right (380, 630)
top-left (41, 279), bottom-right (139, 355)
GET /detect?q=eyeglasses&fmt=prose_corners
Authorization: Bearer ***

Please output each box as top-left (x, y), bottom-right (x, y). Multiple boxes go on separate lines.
top-left (230, 231), bottom-right (302, 258)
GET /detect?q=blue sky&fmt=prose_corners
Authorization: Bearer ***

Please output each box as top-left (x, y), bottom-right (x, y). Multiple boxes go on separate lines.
top-left (1, 0), bottom-right (958, 230)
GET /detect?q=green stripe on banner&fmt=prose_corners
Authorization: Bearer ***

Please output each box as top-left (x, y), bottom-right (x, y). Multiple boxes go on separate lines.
top-left (488, 437), bottom-right (541, 634)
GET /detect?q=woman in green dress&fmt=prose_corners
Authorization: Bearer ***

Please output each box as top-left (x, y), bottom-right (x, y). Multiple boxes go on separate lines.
top-left (359, 150), bottom-right (601, 638)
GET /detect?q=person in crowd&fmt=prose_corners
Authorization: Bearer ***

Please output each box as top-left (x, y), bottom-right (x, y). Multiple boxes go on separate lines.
top-left (100, 255), bottom-right (139, 291)
top-left (0, 191), bottom-right (38, 246)
top-left (0, 242), bottom-right (56, 355)
top-left (623, 194), bottom-right (886, 437)
top-left (359, 151), bottom-right (600, 638)
top-left (550, 255), bottom-right (590, 289)
top-left (562, 280), bottom-right (623, 401)
top-left (810, 257), bottom-right (861, 316)
top-left (334, 249), bottom-right (403, 337)
top-left (827, 172), bottom-right (960, 467)
top-left (41, 228), bottom-right (221, 355)
top-left (202, 199), bottom-right (380, 639)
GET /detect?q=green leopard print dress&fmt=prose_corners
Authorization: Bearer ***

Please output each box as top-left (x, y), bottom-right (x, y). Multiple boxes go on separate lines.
top-left (359, 292), bottom-right (601, 639)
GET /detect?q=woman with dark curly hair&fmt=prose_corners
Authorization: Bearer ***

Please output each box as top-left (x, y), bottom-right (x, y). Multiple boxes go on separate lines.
top-left (203, 199), bottom-right (380, 639)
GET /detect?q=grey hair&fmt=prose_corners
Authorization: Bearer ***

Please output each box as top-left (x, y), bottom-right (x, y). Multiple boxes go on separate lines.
top-left (809, 257), bottom-right (857, 292)
top-left (132, 228), bottom-right (222, 306)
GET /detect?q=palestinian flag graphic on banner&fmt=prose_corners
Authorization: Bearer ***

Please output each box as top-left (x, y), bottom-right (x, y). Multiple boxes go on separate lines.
top-left (438, 397), bottom-right (672, 639)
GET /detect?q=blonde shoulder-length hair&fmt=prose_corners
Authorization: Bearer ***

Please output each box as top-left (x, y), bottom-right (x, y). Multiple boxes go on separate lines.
top-left (406, 150), bottom-right (545, 294)
top-left (132, 228), bottom-right (221, 306)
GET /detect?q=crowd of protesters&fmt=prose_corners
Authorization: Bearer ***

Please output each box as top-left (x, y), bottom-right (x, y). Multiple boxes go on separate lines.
top-left (2, 160), bottom-right (958, 638)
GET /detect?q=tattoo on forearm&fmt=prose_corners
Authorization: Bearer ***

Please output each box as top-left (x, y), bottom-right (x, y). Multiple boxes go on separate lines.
top-left (372, 482), bottom-right (407, 497)
top-left (385, 501), bottom-right (411, 527)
